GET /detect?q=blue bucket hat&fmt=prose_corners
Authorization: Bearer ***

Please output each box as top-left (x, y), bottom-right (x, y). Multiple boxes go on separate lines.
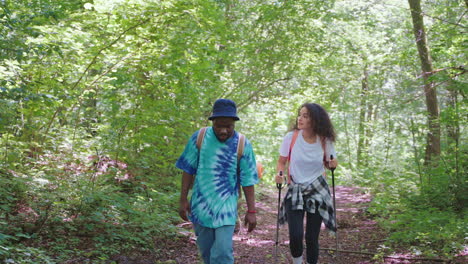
top-left (208, 99), bottom-right (240, 121)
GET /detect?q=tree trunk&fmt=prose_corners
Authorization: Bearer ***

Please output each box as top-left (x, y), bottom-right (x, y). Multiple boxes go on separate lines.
top-left (446, 80), bottom-right (463, 209)
top-left (446, 82), bottom-right (460, 149)
top-left (364, 84), bottom-right (374, 158)
top-left (357, 64), bottom-right (369, 167)
top-left (410, 118), bottom-right (423, 186)
top-left (408, 0), bottom-right (441, 164)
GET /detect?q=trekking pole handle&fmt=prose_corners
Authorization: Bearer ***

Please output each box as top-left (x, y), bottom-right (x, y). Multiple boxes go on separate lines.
top-left (276, 171), bottom-right (283, 189)
top-left (330, 155), bottom-right (335, 172)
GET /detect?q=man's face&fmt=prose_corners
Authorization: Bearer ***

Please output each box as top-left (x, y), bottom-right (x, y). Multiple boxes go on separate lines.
top-left (212, 117), bottom-right (236, 142)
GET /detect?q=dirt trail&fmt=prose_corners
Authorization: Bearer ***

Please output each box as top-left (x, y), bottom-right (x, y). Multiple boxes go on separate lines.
top-left (231, 185), bottom-right (382, 264)
top-left (151, 184), bottom-right (462, 264)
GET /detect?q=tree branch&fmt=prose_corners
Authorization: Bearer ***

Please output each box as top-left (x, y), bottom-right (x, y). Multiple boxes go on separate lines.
top-left (70, 17), bottom-right (152, 91)
top-left (417, 65), bottom-right (466, 78)
top-left (236, 77), bottom-right (292, 111)
top-left (381, 2), bottom-right (467, 29)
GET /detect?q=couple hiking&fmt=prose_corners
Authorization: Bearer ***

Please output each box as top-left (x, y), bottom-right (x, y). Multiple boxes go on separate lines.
top-left (176, 99), bottom-right (338, 264)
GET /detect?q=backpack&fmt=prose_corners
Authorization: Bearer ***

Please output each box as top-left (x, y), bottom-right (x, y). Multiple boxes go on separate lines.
top-left (195, 127), bottom-right (245, 195)
top-left (287, 129), bottom-right (329, 184)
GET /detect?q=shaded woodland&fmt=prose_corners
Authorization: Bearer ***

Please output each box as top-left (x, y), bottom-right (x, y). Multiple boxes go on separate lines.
top-left (0, 0), bottom-right (466, 263)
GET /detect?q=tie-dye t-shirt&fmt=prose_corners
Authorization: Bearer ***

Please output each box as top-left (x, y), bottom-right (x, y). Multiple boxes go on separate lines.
top-left (176, 127), bottom-right (258, 228)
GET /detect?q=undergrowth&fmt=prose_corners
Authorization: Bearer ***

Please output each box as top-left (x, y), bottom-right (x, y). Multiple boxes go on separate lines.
top-left (0, 150), bottom-right (181, 263)
top-left (368, 170), bottom-right (466, 259)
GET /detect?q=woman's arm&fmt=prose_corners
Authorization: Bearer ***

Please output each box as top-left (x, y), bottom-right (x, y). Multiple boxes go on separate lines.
top-left (275, 155), bottom-right (288, 184)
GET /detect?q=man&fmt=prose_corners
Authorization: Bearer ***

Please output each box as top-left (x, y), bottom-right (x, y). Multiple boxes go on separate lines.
top-left (176, 98), bottom-right (258, 264)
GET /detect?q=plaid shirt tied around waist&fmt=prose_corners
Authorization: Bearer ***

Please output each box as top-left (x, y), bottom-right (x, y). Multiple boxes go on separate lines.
top-left (278, 175), bottom-right (336, 233)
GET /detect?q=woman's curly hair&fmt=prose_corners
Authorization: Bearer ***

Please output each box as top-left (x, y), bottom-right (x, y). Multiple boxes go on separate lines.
top-left (292, 103), bottom-right (336, 142)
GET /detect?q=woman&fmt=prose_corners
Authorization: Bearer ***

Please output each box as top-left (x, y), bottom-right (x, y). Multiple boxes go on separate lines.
top-left (275, 103), bottom-right (338, 264)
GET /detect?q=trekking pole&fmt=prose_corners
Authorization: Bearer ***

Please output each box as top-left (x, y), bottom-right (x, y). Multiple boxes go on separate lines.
top-left (330, 155), bottom-right (339, 256)
top-left (274, 171), bottom-right (283, 264)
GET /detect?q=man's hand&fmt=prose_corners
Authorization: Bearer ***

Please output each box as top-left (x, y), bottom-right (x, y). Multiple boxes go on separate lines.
top-left (329, 159), bottom-right (338, 170)
top-left (244, 212), bottom-right (257, 232)
top-left (179, 198), bottom-right (190, 221)
top-left (179, 172), bottom-right (193, 221)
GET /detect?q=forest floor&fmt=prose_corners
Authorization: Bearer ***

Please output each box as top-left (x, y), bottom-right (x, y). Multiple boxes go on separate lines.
top-left (123, 184), bottom-right (466, 264)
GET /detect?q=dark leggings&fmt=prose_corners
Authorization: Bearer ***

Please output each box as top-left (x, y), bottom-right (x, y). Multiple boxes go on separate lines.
top-left (286, 198), bottom-right (323, 264)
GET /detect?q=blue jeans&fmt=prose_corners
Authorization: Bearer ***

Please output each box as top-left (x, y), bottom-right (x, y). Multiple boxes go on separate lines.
top-left (193, 223), bottom-right (235, 264)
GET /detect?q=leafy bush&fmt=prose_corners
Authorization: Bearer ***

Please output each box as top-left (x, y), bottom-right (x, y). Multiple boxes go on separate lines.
top-left (0, 244), bottom-right (55, 264)
top-left (383, 207), bottom-right (466, 258)
top-left (1, 145), bottom-right (181, 262)
top-left (369, 174), bottom-right (466, 259)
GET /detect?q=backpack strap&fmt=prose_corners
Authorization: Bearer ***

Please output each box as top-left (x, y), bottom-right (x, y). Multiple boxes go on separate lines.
top-left (236, 133), bottom-right (245, 196)
top-left (287, 129), bottom-right (300, 184)
top-left (191, 127), bottom-right (208, 190)
top-left (196, 127), bottom-right (208, 150)
top-left (237, 133), bottom-right (245, 161)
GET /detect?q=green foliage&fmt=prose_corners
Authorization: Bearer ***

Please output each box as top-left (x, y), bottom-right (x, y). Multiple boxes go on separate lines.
top-left (0, 245), bottom-right (55, 264)
top-left (378, 200), bottom-right (466, 257)
top-left (0, 139), bottom-right (181, 261)
top-left (0, 0), bottom-right (466, 261)
top-left (368, 161), bottom-right (466, 258)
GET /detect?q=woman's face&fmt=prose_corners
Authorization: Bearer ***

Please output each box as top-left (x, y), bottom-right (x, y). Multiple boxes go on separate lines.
top-left (297, 107), bottom-right (312, 130)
